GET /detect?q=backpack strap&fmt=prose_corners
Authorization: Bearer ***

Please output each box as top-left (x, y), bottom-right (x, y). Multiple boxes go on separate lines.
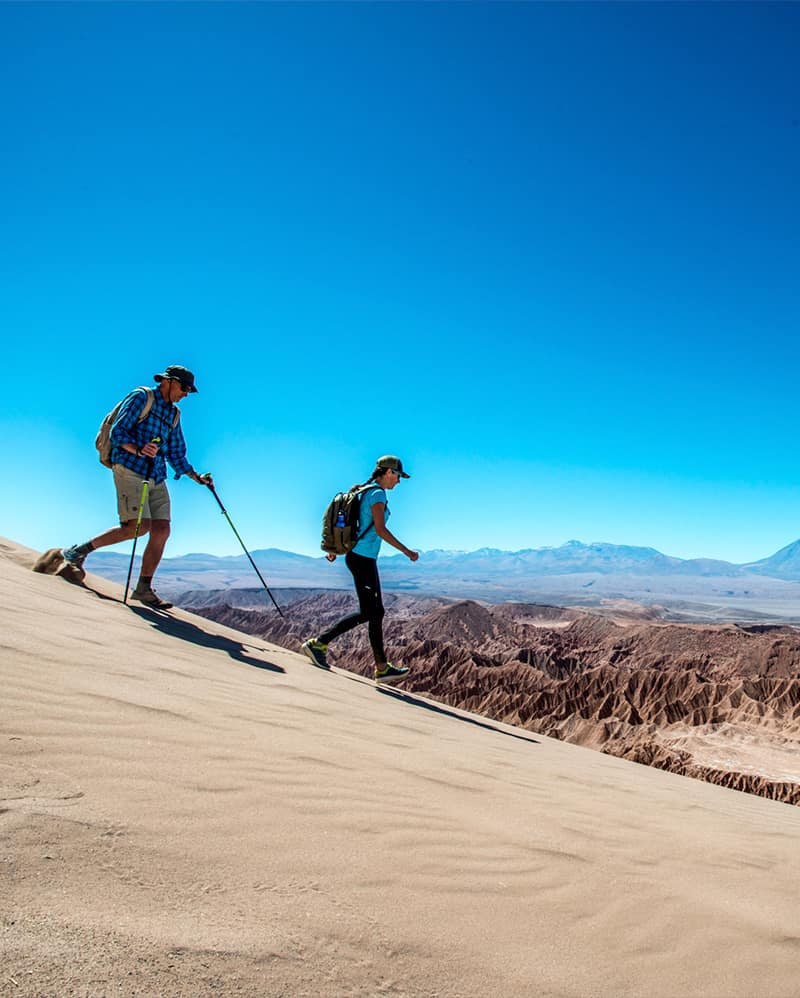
top-left (133, 387), bottom-right (180, 429)
top-left (135, 388), bottom-right (154, 423)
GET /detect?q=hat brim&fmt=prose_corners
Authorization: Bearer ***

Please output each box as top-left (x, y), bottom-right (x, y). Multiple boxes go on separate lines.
top-left (154, 373), bottom-right (198, 393)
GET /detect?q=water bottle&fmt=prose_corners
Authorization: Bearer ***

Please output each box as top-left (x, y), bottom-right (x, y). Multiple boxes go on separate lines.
top-left (335, 510), bottom-right (346, 529)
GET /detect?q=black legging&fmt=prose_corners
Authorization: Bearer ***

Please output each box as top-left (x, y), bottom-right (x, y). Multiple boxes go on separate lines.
top-left (318, 551), bottom-right (386, 664)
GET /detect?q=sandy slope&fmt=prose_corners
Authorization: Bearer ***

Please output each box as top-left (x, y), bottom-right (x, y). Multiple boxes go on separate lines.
top-left (2, 538), bottom-right (800, 998)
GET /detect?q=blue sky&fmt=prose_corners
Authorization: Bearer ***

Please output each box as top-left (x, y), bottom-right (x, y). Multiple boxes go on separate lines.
top-left (1, 2), bottom-right (799, 563)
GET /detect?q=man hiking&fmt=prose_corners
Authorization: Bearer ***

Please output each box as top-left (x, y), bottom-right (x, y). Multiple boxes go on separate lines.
top-left (62, 365), bottom-right (212, 608)
top-left (302, 455), bottom-right (419, 684)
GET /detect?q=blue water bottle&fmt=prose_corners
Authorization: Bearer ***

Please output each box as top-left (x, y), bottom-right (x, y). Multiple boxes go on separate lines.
top-left (335, 510), bottom-right (346, 529)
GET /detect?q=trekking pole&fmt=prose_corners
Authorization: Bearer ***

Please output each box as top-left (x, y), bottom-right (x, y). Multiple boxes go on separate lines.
top-left (207, 483), bottom-right (284, 616)
top-left (123, 440), bottom-right (158, 605)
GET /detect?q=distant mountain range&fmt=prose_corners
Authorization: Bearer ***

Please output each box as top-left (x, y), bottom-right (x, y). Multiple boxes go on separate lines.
top-left (85, 538), bottom-right (800, 621)
top-left (744, 539), bottom-right (800, 579)
top-left (417, 542), bottom-right (741, 577)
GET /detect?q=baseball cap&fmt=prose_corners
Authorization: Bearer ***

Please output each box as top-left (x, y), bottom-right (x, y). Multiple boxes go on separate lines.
top-left (377, 455), bottom-right (410, 478)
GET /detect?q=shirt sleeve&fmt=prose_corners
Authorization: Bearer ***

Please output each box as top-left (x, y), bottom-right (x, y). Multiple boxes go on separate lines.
top-left (109, 390), bottom-right (148, 448)
top-left (363, 487), bottom-right (387, 511)
top-left (163, 417), bottom-right (193, 478)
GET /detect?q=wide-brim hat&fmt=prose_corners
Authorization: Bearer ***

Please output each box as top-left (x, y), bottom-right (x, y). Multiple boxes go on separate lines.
top-left (154, 364), bottom-right (198, 393)
top-left (377, 455), bottom-right (410, 478)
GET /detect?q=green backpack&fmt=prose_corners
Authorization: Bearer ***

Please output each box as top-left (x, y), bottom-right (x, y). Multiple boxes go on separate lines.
top-left (320, 485), bottom-right (379, 555)
top-left (95, 387), bottom-right (180, 468)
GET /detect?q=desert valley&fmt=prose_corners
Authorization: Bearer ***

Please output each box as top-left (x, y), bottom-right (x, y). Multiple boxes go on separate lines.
top-left (189, 588), bottom-right (800, 807)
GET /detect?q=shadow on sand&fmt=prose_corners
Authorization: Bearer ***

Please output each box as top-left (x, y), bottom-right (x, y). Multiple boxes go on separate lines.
top-left (379, 687), bottom-right (539, 745)
top-left (128, 606), bottom-right (285, 674)
top-left (334, 670), bottom-right (539, 745)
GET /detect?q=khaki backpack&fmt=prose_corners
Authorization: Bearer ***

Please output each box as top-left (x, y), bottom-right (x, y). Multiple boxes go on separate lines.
top-left (95, 387), bottom-right (180, 468)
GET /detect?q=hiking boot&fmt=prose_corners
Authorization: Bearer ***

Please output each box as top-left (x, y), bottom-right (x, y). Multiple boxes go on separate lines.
top-left (374, 663), bottom-right (409, 685)
top-left (131, 584), bottom-right (173, 610)
top-left (62, 544), bottom-right (88, 571)
top-left (301, 638), bottom-right (330, 670)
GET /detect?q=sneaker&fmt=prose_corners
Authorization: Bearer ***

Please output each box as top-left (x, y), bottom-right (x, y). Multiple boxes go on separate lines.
top-left (301, 639), bottom-right (330, 670)
top-left (374, 663), bottom-right (409, 685)
top-left (131, 585), bottom-right (173, 610)
top-left (62, 544), bottom-right (88, 571)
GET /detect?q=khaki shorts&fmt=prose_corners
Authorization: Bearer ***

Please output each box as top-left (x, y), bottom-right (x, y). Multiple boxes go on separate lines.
top-left (112, 464), bottom-right (171, 524)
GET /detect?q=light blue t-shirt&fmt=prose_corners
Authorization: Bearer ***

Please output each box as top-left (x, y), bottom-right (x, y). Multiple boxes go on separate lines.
top-left (352, 486), bottom-right (390, 559)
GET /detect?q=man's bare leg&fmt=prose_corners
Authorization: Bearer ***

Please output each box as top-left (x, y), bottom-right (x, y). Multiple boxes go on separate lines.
top-left (140, 519), bottom-right (170, 579)
top-left (89, 520), bottom-right (151, 550)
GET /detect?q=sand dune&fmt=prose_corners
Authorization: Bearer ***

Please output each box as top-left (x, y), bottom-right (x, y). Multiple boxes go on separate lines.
top-left (3, 538), bottom-right (800, 997)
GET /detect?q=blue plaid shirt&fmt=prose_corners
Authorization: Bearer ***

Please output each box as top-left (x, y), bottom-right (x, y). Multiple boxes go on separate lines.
top-left (110, 387), bottom-right (194, 484)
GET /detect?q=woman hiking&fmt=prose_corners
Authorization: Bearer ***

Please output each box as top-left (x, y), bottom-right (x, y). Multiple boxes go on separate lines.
top-left (301, 455), bottom-right (419, 684)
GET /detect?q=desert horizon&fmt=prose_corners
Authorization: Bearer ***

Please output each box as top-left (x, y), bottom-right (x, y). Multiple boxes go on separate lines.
top-left (63, 534), bottom-right (800, 627)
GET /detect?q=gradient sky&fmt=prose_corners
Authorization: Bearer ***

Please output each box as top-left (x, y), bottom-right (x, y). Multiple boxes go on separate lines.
top-left (2, 2), bottom-right (799, 563)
